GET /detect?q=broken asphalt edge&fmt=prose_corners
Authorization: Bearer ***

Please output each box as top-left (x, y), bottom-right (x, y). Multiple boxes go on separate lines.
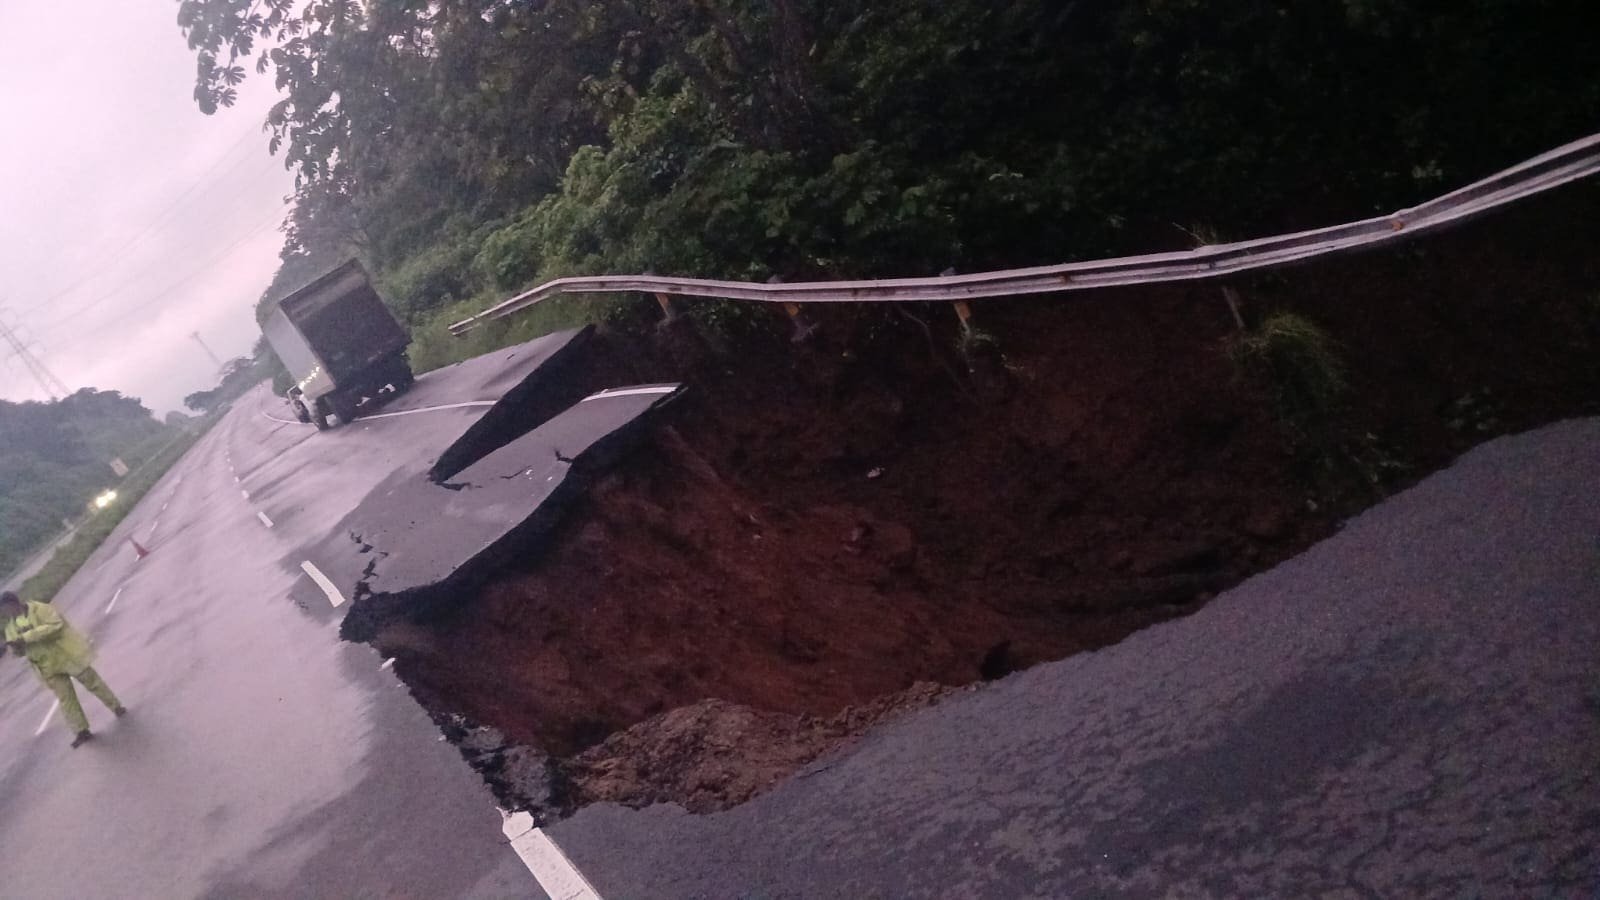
top-left (428, 325), bottom-right (598, 483)
top-left (338, 385), bottom-right (688, 643)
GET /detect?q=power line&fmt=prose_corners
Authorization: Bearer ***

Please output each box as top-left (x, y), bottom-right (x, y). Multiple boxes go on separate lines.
top-left (40, 212), bottom-right (285, 347)
top-left (0, 312), bottom-right (72, 400)
top-left (34, 202), bottom-right (287, 332)
top-left (25, 123), bottom-right (281, 314)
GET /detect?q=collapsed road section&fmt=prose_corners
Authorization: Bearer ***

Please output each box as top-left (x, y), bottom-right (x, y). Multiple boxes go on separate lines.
top-left (306, 382), bottom-right (684, 641)
top-left (325, 189), bottom-right (1600, 826)
top-left (288, 190), bottom-right (1600, 829)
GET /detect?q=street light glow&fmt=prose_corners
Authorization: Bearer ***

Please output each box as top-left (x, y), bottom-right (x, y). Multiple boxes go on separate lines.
top-left (93, 490), bottom-right (119, 510)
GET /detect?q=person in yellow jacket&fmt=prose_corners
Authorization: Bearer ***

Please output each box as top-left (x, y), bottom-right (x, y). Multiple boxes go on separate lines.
top-left (2, 591), bottom-right (126, 748)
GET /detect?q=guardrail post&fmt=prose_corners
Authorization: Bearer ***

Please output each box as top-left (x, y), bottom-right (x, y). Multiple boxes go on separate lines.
top-left (941, 268), bottom-right (974, 333)
top-left (770, 276), bottom-right (818, 342)
top-left (952, 300), bottom-right (974, 333)
top-left (1221, 286), bottom-right (1247, 331)
top-left (653, 292), bottom-right (677, 322)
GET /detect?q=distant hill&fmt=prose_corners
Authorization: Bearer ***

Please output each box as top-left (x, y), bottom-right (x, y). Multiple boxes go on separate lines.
top-left (0, 389), bottom-right (172, 576)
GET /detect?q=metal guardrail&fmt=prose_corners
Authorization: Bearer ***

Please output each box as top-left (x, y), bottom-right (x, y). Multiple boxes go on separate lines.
top-left (451, 132), bottom-right (1600, 335)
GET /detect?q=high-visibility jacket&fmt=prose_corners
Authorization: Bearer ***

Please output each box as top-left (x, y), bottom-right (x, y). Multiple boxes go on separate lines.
top-left (4, 600), bottom-right (95, 679)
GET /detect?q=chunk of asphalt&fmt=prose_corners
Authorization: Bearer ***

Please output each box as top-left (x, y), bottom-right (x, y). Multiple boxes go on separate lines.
top-left (336, 383), bottom-right (685, 642)
top-left (427, 325), bottom-right (597, 483)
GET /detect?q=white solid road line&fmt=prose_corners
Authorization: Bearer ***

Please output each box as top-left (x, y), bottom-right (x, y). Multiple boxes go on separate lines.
top-left (358, 400), bottom-right (497, 421)
top-left (256, 511), bottom-right (275, 528)
top-left (580, 385), bottom-right (677, 403)
top-left (263, 399), bottom-right (495, 427)
top-left (34, 699), bottom-right (60, 737)
top-left (105, 587), bottom-right (124, 614)
top-left (299, 561), bottom-right (349, 608)
top-left (501, 811), bottom-right (604, 900)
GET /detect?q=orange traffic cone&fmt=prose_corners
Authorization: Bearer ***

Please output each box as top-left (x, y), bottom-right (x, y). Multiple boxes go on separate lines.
top-left (128, 537), bottom-right (151, 561)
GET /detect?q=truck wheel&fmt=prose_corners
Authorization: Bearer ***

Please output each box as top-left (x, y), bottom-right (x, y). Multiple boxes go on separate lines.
top-left (382, 355), bottom-right (414, 393)
top-left (328, 393), bottom-right (359, 425)
top-left (291, 400), bottom-right (311, 424)
top-left (311, 398), bottom-right (333, 431)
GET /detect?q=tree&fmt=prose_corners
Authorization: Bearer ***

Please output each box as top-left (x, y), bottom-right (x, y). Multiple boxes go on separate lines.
top-left (0, 391), bottom-right (172, 575)
top-left (173, 0), bottom-right (1600, 336)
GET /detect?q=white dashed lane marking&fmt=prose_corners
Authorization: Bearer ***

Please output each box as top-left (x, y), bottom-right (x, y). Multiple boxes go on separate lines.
top-left (299, 561), bottom-right (348, 608)
top-left (240, 489), bottom-right (250, 500)
top-left (105, 587), bottom-right (124, 614)
top-left (256, 511), bottom-right (274, 529)
top-left (34, 700), bottom-right (60, 737)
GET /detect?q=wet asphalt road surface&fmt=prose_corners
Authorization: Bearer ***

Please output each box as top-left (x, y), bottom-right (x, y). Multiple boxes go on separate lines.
top-left (0, 340), bottom-right (602, 898)
top-left (552, 417), bottom-right (1600, 898)
top-left (4, 325), bottom-right (1596, 899)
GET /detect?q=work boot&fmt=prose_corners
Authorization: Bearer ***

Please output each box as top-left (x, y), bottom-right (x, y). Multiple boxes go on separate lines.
top-left (70, 730), bottom-right (93, 749)
top-left (114, 705), bottom-right (128, 718)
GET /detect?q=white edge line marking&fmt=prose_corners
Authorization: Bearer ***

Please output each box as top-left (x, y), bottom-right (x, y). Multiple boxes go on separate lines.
top-left (580, 385), bottom-right (678, 403)
top-left (359, 400), bottom-right (497, 421)
top-left (34, 699), bottom-right (61, 737)
top-left (262, 400), bottom-right (493, 426)
top-left (256, 511), bottom-right (275, 528)
top-left (501, 811), bottom-right (604, 900)
top-left (105, 587), bottom-right (124, 614)
top-left (300, 561), bottom-right (348, 608)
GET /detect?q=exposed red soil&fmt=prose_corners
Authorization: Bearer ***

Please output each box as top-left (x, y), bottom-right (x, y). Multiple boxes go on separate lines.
top-left (375, 188), bottom-right (1600, 817)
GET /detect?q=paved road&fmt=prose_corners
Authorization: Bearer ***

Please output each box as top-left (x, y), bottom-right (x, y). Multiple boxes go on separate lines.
top-left (5, 330), bottom-right (1595, 897)
top-left (0, 343), bottom-right (591, 897)
top-left (552, 418), bottom-right (1600, 897)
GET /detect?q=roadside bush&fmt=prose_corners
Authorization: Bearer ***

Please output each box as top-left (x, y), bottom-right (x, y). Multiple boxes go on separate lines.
top-left (408, 293), bottom-right (638, 374)
top-left (1228, 312), bottom-right (1348, 449)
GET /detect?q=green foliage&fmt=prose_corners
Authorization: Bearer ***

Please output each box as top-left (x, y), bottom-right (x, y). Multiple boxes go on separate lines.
top-left (1228, 312), bottom-right (1348, 448)
top-left (0, 391), bottom-right (173, 577)
top-left (18, 431), bottom-right (201, 603)
top-left (175, 0), bottom-right (1600, 360)
top-left (183, 359), bottom-right (268, 415)
top-left (376, 221), bottom-right (489, 321)
top-left (407, 293), bottom-right (636, 374)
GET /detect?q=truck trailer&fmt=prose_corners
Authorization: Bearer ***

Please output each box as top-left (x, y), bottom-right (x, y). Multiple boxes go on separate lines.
top-left (263, 259), bottom-right (414, 430)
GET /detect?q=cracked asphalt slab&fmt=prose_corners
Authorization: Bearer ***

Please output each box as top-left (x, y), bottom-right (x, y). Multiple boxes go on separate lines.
top-left (550, 417), bottom-right (1600, 898)
top-left (0, 348), bottom-right (610, 897)
top-left (321, 383), bottom-right (684, 642)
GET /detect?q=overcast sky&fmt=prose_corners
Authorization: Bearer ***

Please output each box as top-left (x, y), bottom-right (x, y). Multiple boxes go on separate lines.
top-left (0, 1), bottom-right (295, 415)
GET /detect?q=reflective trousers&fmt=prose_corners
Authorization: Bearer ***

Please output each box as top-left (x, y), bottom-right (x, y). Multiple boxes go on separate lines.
top-left (43, 667), bottom-right (121, 735)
